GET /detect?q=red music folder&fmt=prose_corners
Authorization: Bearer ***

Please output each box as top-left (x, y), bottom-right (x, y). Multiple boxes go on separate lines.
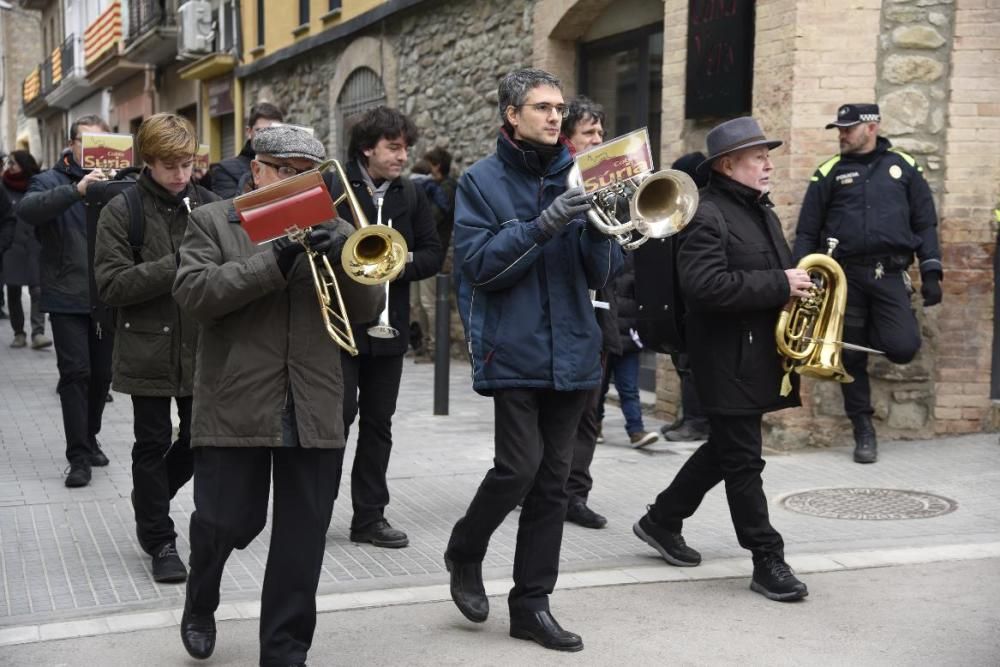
top-left (233, 169), bottom-right (336, 244)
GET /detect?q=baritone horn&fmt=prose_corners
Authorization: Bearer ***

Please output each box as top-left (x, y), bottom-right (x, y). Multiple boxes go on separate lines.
top-left (567, 166), bottom-right (699, 250)
top-left (775, 238), bottom-right (854, 396)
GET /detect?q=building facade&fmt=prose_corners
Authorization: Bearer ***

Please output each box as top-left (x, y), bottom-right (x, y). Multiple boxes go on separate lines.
top-left (14, 0), bottom-right (1000, 446)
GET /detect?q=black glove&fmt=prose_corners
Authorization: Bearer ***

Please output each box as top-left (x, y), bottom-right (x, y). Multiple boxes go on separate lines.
top-left (272, 237), bottom-right (306, 277)
top-left (921, 271), bottom-right (942, 307)
top-left (537, 186), bottom-right (592, 239)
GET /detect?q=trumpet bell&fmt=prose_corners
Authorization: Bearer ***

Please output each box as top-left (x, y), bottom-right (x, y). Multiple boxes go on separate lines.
top-left (630, 169), bottom-right (699, 239)
top-left (342, 226), bottom-right (408, 285)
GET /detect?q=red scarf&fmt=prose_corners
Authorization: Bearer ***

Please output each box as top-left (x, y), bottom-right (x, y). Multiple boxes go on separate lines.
top-left (2, 170), bottom-right (29, 192)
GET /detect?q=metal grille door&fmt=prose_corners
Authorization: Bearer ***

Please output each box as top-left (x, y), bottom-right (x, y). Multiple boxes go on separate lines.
top-left (336, 67), bottom-right (386, 160)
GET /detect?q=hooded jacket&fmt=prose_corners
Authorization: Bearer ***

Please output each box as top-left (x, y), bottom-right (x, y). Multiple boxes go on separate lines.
top-left (454, 131), bottom-right (624, 395)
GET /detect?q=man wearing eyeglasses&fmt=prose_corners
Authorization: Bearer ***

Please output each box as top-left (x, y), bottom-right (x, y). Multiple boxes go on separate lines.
top-left (172, 125), bottom-right (384, 665)
top-left (446, 69), bottom-right (623, 652)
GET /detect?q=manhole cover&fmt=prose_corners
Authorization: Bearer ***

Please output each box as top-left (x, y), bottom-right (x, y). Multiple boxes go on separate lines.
top-left (780, 488), bottom-right (958, 520)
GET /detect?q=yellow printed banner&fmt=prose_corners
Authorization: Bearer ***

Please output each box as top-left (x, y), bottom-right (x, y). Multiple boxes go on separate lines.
top-left (80, 133), bottom-right (134, 170)
top-left (574, 128), bottom-right (654, 195)
top-left (194, 144), bottom-right (211, 172)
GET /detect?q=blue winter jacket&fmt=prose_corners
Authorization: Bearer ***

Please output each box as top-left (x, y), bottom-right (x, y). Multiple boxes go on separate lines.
top-left (454, 132), bottom-right (624, 395)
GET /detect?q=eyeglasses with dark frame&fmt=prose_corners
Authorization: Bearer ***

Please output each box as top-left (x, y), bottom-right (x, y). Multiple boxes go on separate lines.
top-left (256, 159), bottom-right (305, 178)
top-left (517, 102), bottom-right (570, 118)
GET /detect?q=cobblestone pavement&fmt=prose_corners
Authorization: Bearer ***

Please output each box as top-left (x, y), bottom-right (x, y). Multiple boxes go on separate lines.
top-left (1, 296), bottom-right (999, 633)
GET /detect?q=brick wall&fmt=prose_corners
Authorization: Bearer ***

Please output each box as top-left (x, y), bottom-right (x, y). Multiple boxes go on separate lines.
top-left (935, 0), bottom-right (1000, 433)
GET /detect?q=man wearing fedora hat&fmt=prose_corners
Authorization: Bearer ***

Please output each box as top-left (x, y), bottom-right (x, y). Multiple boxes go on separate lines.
top-left (793, 103), bottom-right (942, 464)
top-left (633, 116), bottom-right (812, 602)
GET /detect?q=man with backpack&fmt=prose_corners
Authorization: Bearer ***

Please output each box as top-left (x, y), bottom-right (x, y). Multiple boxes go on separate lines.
top-left (17, 114), bottom-right (114, 488)
top-left (94, 113), bottom-right (218, 583)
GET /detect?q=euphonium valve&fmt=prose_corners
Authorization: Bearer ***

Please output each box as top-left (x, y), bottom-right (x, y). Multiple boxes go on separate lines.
top-left (775, 237), bottom-right (854, 396)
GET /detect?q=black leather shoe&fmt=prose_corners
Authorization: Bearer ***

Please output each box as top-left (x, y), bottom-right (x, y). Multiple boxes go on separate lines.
top-left (89, 439), bottom-right (110, 467)
top-left (350, 519), bottom-right (409, 548)
top-left (633, 511), bottom-right (701, 566)
top-left (751, 554), bottom-right (808, 601)
top-left (565, 501), bottom-right (607, 529)
top-left (509, 610), bottom-right (583, 652)
top-left (152, 542), bottom-right (187, 583)
top-left (64, 463), bottom-right (91, 488)
top-left (851, 415), bottom-right (878, 463)
top-left (180, 607), bottom-right (216, 659)
top-left (444, 556), bottom-right (488, 622)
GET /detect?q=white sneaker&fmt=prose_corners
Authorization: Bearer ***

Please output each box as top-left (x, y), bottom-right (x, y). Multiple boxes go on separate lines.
top-left (31, 333), bottom-right (52, 349)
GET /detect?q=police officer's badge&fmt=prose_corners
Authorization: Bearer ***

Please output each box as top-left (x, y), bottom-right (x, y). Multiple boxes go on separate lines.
top-left (889, 165), bottom-right (902, 179)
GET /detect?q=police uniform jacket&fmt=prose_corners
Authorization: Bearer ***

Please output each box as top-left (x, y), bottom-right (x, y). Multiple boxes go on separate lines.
top-left (679, 173), bottom-right (801, 415)
top-left (793, 137), bottom-right (942, 278)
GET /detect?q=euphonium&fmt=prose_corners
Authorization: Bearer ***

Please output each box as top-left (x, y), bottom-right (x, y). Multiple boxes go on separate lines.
top-left (566, 166), bottom-right (698, 250)
top-left (775, 237), bottom-right (853, 396)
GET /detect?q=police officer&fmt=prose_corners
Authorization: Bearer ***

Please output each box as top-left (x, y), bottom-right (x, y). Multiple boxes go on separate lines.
top-left (793, 103), bottom-right (943, 464)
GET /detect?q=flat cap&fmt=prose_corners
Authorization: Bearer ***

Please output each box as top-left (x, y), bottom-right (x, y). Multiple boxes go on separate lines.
top-left (252, 125), bottom-right (326, 162)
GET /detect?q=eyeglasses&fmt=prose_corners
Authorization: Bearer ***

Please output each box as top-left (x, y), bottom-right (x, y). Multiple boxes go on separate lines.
top-left (257, 159), bottom-right (304, 178)
top-left (518, 103), bottom-right (569, 118)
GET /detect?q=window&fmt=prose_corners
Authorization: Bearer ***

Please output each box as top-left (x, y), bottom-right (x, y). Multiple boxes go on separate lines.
top-left (299, 0), bottom-right (310, 25)
top-left (329, 0), bottom-right (342, 12)
top-left (256, 0), bottom-right (264, 47)
top-left (336, 67), bottom-right (386, 160)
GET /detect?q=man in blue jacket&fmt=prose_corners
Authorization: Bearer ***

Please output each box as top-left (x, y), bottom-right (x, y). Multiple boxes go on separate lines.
top-left (445, 68), bottom-right (623, 653)
top-left (17, 115), bottom-right (114, 488)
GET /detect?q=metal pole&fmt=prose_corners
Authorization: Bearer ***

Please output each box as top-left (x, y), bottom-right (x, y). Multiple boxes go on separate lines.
top-left (433, 273), bottom-right (451, 415)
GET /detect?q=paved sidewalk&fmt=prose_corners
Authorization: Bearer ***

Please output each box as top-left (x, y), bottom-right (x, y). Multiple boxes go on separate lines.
top-left (1, 293), bottom-right (999, 648)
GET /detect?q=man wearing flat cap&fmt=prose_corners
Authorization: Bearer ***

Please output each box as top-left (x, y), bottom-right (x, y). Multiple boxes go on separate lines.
top-left (793, 103), bottom-right (942, 464)
top-left (633, 116), bottom-right (811, 602)
top-left (172, 125), bottom-right (384, 665)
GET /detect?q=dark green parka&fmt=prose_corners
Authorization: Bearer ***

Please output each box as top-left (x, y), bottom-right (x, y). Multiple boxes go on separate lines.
top-left (94, 172), bottom-right (218, 396)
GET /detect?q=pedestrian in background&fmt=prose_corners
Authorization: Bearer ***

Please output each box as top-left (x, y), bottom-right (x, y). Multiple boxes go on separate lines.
top-left (793, 103), bottom-right (942, 464)
top-left (209, 102), bottom-right (284, 199)
top-left (17, 115), bottom-right (114, 488)
top-left (173, 125), bottom-right (384, 664)
top-left (1, 150), bottom-right (50, 350)
top-left (634, 117), bottom-right (810, 602)
top-left (330, 106), bottom-right (443, 548)
top-left (659, 151), bottom-right (710, 443)
top-left (94, 113), bottom-right (219, 584)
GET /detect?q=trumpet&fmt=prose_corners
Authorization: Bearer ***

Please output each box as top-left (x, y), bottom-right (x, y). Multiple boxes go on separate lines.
top-left (567, 166), bottom-right (699, 250)
top-left (366, 196), bottom-right (400, 340)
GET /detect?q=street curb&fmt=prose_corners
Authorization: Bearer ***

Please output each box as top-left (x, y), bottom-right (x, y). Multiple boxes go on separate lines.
top-left (2, 541), bottom-right (998, 648)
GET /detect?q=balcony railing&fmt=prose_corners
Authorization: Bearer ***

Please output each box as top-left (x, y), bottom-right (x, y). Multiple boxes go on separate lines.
top-left (125, 0), bottom-right (177, 44)
top-left (39, 57), bottom-right (54, 97)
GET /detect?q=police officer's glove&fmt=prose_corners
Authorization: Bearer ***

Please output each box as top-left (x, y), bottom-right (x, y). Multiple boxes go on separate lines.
top-left (921, 271), bottom-right (942, 307)
top-left (537, 186), bottom-right (592, 239)
top-left (272, 237), bottom-right (306, 277)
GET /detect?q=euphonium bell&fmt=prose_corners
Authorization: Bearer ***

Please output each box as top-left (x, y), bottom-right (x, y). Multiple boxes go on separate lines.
top-left (775, 238), bottom-right (853, 396)
top-left (566, 165), bottom-right (698, 250)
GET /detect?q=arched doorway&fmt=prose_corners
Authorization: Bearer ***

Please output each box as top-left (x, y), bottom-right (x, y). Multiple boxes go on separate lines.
top-left (335, 67), bottom-right (386, 161)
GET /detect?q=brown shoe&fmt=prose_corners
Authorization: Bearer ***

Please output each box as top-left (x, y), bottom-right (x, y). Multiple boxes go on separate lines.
top-left (629, 431), bottom-right (659, 448)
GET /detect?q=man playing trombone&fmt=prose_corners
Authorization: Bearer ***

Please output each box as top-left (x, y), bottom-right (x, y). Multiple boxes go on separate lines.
top-left (172, 125), bottom-right (383, 665)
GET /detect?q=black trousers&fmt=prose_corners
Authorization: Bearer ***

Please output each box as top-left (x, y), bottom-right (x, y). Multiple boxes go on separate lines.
top-left (840, 264), bottom-right (922, 417)
top-left (130, 395), bottom-right (193, 554)
top-left (6, 285), bottom-right (44, 336)
top-left (671, 350), bottom-right (709, 429)
top-left (186, 446), bottom-right (345, 667)
top-left (49, 313), bottom-right (114, 466)
top-left (447, 388), bottom-right (589, 612)
top-left (566, 354), bottom-right (607, 503)
top-left (649, 413), bottom-right (784, 560)
top-left (339, 351), bottom-right (404, 530)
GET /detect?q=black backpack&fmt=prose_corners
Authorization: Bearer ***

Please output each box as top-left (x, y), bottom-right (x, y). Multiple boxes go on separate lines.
top-left (633, 203), bottom-right (727, 354)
